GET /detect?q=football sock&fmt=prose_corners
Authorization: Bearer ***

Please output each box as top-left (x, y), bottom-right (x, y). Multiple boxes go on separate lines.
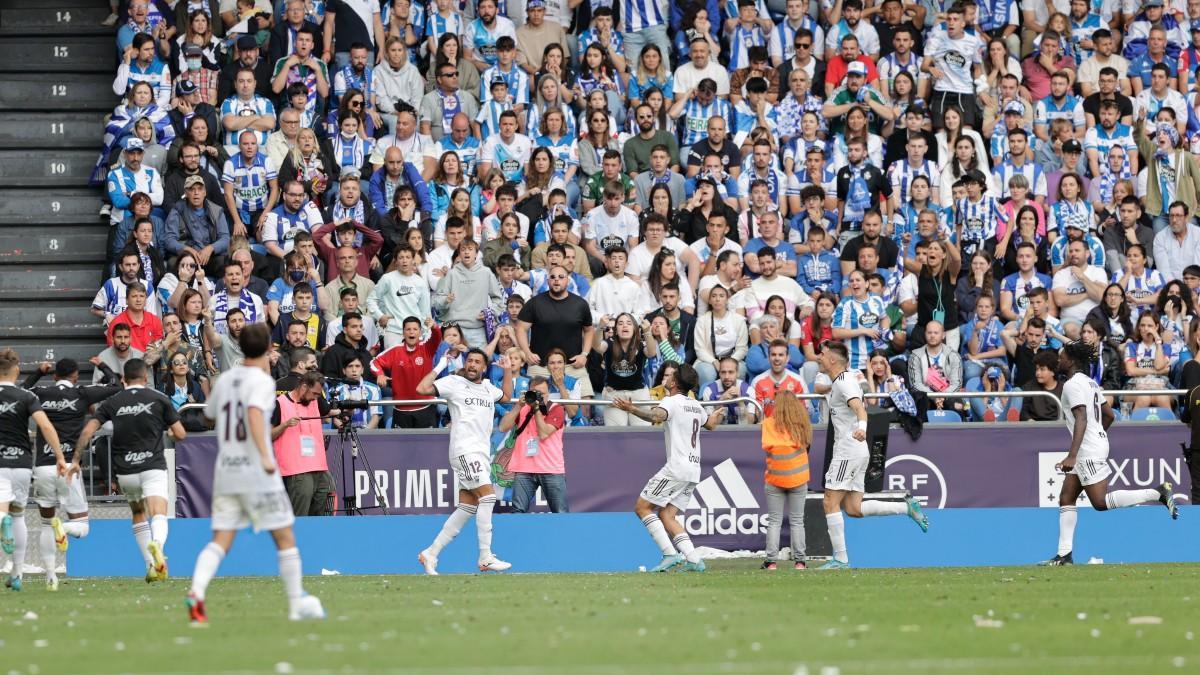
top-left (278, 547), bottom-right (304, 606)
top-left (39, 518), bottom-right (57, 581)
top-left (641, 514), bottom-right (677, 556)
top-left (150, 514), bottom-right (169, 549)
top-left (133, 521), bottom-right (153, 566)
top-left (860, 501), bottom-right (907, 517)
top-left (189, 542), bottom-right (225, 601)
top-left (1105, 489), bottom-right (1160, 510)
top-left (826, 512), bottom-right (847, 563)
top-left (428, 504), bottom-right (475, 555)
top-left (10, 515), bottom-right (27, 576)
top-left (671, 533), bottom-right (700, 564)
top-left (64, 516), bottom-right (89, 538)
top-left (475, 495), bottom-right (498, 557)
top-left (1057, 505), bottom-right (1077, 556)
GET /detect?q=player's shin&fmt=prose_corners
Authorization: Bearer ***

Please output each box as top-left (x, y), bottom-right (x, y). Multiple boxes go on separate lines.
top-left (826, 512), bottom-right (847, 564)
top-left (10, 514), bottom-right (27, 578)
top-left (150, 514), bottom-right (169, 548)
top-left (132, 521), bottom-right (153, 565)
top-left (640, 514), bottom-right (677, 555)
top-left (1103, 489), bottom-right (1161, 510)
top-left (278, 547), bottom-right (304, 608)
top-left (475, 494), bottom-right (498, 556)
top-left (859, 501), bottom-right (907, 516)
top-left (1057, 505), bottom-right (1077, 556)
top-left (39, 518), bottom-right (57, 580)
top-left (190, 542), bottom-right (226, 601)
top-left (429, 503), bottom-right (476, 555)
top-left (671, 533), bottom-right (700, 564)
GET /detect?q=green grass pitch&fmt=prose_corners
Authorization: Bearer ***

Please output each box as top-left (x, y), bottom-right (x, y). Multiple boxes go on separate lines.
top-left (3, 561), bottom-right (1200, 674)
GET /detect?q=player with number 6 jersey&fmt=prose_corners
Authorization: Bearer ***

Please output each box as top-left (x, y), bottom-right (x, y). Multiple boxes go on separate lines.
top-left (186, 324), bottom-right (324, 624)
top-left (614, 363), bottom-right (726, 573)
top-left (1042, 341), bottom-right (1179, 566)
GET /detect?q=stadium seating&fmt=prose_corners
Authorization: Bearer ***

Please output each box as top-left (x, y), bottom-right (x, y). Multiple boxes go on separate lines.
top-left (0, 0), bottom-right (113, 373)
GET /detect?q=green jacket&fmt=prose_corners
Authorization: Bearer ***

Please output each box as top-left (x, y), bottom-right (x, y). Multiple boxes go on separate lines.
top-left (1135, 118), bottom-right (1200, 216)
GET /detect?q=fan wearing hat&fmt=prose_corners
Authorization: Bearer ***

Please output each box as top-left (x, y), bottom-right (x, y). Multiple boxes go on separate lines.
top-left (169, 74), bottom-right (220, 145)
top-left (822, 56), bottom-right (893, 137)
top-left (987, 100), bottom-right (1029, 167)
top-left (1047, 214), bottom-right (1105, 275)
top-left (217, 33), bottom-right (273, 103)
top-left (1045, 138), bottom-right (1091, 204)
top-left (1134, 104), bottom-right (1200, 230)
top-left (175, 43), bottom-right (219, 109)
top-left (107, 136), bottom-right (166, 231)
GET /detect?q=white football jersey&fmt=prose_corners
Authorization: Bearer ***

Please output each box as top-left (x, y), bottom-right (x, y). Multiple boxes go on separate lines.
top-left (435, 375), bottom-right (505, 461)
top-left (1061, 372), bottom-right (1109, 459)
top-left (827, 371), bottom-right (868, 460)
top-left (657, 394), bottom-right (707, 483)
top-left (206, 365), bottom-right (284, 495)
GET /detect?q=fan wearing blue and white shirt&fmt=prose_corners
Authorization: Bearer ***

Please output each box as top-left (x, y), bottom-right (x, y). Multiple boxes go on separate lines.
top-left (464, 0), bottom-right (516, 72)
top-left (1111, 243), bottom-right (1165, 316)
top-left (478, 110), bottom-right (533, 184)
top-left (921, 5), bottom-right (983, 128)
top-left (955, 172), bottom-right (1007, 259)
top-left (1034, 72), bottom-right (1086, 143)
top-left (769, 0), bottom-right (824, 67)
top-left (823, 0), bottom-right (880, 62)
top-left (93, 251), bottom-right (162, 323)
top-left (222, 131), bottom-right (279, 239)
top-left (992, 129), bottom-right (1047, 202)
top-left (724, 0), bottom-right (768, 71)
top-left (114, 33), bottom-right (173, 108)
top-left (479, 37), bottom-right (529, 112)
top-left (327, 357), bottom-right (383, 428)
top-left (260, 181), bottom-right (323, 264)
top-left (1067, 0), bottom-right (1104, 66)
top-left (1134, 63), bottom-right (1188, 136)
top-left (999, 242), bottom-right (1053, 323)
top-left (106, 137), bottom-right (164, 227)
top-left (220, 68), bottom-right (277, 149)
top-left (669, 76), bottom-right (732, 147)
top-left (831, 270), bottom-right (890, 371)
top-left (887, 135), bottom-right (939, 211)
top-left (621, 0), bottom-right (672, 74)
top-left (1083, 100), bottom-right (1137, 179)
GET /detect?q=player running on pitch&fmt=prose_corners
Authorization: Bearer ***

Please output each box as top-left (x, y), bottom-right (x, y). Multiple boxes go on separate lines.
top-left (76, 359), bottom-right (185, 583)
top-left (185, 324), bottom-right (324, 623)
top-left (415, 349), bottom-right (514, 574)
top-left (817, 342), bottom-right (928, 570)
top-left (1042, 341), bottom-right (1178, 566)
top-left (25, 359), bottom-right (120, 590)
top-left (0, 349), bottom-right (69, 591)
top-left (613, 363), bottom-right (725, 573)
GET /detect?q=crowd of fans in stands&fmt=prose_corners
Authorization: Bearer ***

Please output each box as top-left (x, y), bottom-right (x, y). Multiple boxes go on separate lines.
top-left (89, 0), bottom-right (1200, 428)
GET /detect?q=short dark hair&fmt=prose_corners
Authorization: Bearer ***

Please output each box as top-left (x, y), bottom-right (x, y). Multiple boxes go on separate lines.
top-left (239, 323), bottom-right (271, 358)
top-left (341, 311), bottom-right (363, 328)
top-left (123, 358), bottom-right (148, 382)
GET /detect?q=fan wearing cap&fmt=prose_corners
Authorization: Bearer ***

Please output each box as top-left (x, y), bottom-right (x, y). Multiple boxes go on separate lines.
top-left (823, 58), bottom-right (892, 138)
top-left (218, 34), bottom-right (274, 103)
top-left (1135, 104), bottom-right (1200, 231)
top-left (107, 137), bottom-right (166, 230)
top-left (1048, 213), bottom-right (1105, 274)
top-left (515, 0), bottom-right (568, 76)
top-left (823, 32), bottom-right (880, 98)
top-left (1124, 1), bottom-right (1187, 70)
top-left (1045, 138), bottom-right (1090, 200)
top-left (988, 100), bottom-right (1031, 168)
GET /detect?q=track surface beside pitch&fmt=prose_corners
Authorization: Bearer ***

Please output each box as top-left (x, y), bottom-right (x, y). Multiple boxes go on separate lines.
top-left (3, 561), bottom-right (1200, 673)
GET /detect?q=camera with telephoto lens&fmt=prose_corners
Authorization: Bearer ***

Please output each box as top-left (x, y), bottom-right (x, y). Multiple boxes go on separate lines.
top-left (524, 389), bottom-right (543, 405)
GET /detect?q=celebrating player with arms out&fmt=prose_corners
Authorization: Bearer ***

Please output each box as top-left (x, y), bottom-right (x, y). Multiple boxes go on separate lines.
top-left (1042, 341), bottom-right (1179, 566)
top-left (0, 349), bottom-right (69, 591)
top-left (415, 349), bottom-right (514, 575)
top-left (184, 324), bottom-right (324, 623)
top-left (818, 342), bottom-right (928, 570)
top-left (76, 360), bottom-right (186, 583)
top-left (614, 363), bottom-right (725, 573)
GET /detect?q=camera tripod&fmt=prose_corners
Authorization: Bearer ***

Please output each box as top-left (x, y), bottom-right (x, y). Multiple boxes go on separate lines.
top-left (331, 418), bottom-right (391, 516)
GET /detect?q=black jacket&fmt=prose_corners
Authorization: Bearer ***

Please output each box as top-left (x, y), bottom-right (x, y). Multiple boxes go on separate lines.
top-left (162, 169), bottom-right (222, 215)
top-left (322, 332), bottom-right (376, 382)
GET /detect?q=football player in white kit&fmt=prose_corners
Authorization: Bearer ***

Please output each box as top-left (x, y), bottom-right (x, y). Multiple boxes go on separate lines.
top-left (184, 324), bottom-right (325, 624)
top-left (1042, 341), bottom-right (1179, 566)
top-left (613, 363), bottom-right (726, 573)
top-left (416, 348), bottom-right (515, 574)
top-left (817, 342), bottom-right (928, 570)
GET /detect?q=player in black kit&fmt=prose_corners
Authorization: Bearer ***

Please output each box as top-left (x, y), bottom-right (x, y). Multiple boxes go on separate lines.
top-left (0, 349), bottom-right (68, 592)
top-left (76, 359), bottom-right (186, 583)
top-left (24, 359), bottom-right (121, 590)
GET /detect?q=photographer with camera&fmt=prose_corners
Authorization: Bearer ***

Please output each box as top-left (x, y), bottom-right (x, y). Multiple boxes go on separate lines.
top-left (271, 371), bottom-right (334, 517)
top-left (498, 377), bottom-right (568, 513)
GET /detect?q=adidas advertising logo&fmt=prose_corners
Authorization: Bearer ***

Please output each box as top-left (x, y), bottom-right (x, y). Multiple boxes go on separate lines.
top-left (682, 459), bottom-right (768, 535)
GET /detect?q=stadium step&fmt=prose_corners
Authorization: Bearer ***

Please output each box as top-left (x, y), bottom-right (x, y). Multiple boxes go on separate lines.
top-left (0, 112), bottom-right (107, 150)
top-left (0, 264), bottom-right (101, 299)
top-left (0, 149), bottom-right (99, 186)
top-left (0, 73), bottom-right (117, 111)
top-left (0, 225), bottom-right (108, 264)
top-left (0, 36), bottom-right (113, 72)
top-left (0, 302), bottom-right (99, 336)
top-left (0, 3), bottom-right (114, 37)
top-left (0, 189), bottom-right (104, 225)
top-left (4, 340), bottom-right (108, 371)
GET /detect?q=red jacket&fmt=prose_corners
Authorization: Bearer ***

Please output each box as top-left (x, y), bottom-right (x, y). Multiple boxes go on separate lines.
top-left (369, 324), bottom-right (441, 411)
top-left (312, 220), bottom-right (383, 282)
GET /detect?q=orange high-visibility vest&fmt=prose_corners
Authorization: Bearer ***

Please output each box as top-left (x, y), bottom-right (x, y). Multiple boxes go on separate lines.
top-left (761, 418), bottom-right (810, 489)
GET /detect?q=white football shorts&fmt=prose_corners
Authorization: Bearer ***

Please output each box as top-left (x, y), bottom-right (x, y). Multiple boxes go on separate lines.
top-left (211, 490), bottom-right (295, 533)
top-left (452, 452), bottom-right (493, 491)
top-left (824, 456), bottom-right (869, 493)
top-left (639, 470), bottom-right (697, 510)
top-left (1073, 455), bottom-right (1112, 487)
top-left (0, 467), bottom-right (32, 507)
top-left (116, 469), bottom-right (170, 503)
top-left (33, 465), bottom-right (88, 513)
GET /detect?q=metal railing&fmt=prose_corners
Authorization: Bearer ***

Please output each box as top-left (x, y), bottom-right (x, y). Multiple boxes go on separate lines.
top-left (178, 396), bottom-right (767, 418)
